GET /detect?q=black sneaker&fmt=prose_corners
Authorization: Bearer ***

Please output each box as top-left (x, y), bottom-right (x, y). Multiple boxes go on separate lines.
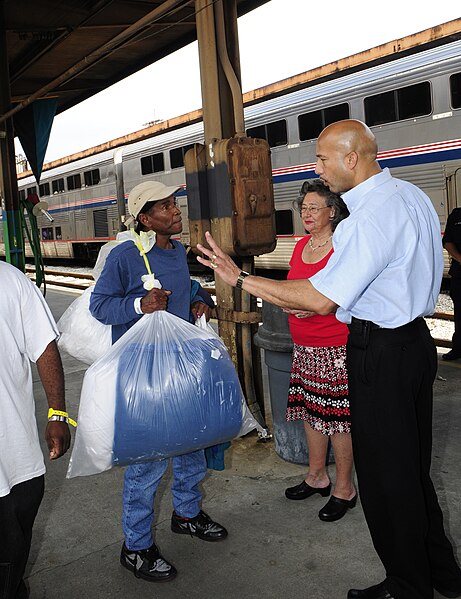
top-left (171, 510), bottom-right (228, 542)
top-left (120, 543), bottom-right (177, 582)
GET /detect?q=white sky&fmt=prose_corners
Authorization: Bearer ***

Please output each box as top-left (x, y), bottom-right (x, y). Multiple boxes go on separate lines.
top-left (16, 0), bottom-right (461, 163)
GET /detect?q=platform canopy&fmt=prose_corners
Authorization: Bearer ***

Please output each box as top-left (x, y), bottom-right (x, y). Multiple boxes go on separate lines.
top-left (2, 0), bottom-right (268, 181)
top-left (5, 0), bottom-right (268, 117)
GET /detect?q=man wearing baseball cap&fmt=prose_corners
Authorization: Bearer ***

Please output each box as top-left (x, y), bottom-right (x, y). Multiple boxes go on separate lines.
top-left (90, 181), bottom-right (227, 584)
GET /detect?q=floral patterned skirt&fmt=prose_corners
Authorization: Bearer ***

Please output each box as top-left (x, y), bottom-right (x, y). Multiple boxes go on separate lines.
top-left (286, 343), bottom-right (351, 436)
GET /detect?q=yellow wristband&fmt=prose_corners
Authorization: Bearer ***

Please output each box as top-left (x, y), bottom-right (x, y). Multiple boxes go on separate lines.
top-left (47, 408), bottom-right (77, 427)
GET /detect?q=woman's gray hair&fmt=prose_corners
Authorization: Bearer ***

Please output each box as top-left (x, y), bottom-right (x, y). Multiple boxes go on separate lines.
top-left (293, 179), bottom-right (349, 231)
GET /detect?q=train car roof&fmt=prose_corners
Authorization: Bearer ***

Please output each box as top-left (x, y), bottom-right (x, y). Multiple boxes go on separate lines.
top-left (17, 16), bottom-right (461, 180)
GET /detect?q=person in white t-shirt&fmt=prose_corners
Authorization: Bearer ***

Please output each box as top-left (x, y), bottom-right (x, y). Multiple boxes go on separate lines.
top-left (0, 261), bottom-right (71, 599)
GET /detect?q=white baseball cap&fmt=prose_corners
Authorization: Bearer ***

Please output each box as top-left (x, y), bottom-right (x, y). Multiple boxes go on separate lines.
top-left (125, 181), bottom-right (181, 226)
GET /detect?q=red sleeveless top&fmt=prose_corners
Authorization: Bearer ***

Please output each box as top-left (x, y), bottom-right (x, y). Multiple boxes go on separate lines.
top-left (287, 236), bottom-right (348, 347)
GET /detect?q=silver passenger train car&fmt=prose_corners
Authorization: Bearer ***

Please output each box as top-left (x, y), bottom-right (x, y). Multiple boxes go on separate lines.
top-left (6, 34), bottom-right (461, 272)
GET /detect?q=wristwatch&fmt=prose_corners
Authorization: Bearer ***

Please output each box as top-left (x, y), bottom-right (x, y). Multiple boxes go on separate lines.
top-left (236, 270), bottom-right (250, 289)
top-left (48, 415), bottom-right (68, 423)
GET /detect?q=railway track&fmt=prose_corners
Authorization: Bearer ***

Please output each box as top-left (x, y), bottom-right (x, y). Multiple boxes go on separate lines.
top-left (26, 267), bottom-right (94, 291)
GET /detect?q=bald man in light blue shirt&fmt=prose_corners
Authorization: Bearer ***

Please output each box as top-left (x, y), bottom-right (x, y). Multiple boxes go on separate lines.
top-left (197, 120), bottom-right (461, 599)
top-left (311, 167), bottom-right (443, 328)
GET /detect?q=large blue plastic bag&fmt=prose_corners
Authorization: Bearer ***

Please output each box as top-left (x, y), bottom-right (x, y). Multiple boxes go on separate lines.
top-left (67, 311), bottom-right (259, 478)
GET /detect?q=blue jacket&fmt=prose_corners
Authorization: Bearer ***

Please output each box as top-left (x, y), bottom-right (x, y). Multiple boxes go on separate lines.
top-left (90, 239), bottom-right (211, 343)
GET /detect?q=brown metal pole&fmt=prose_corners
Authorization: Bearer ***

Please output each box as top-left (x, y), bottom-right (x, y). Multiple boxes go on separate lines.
top-left (195, 0), bottom-right (238, 364)
top-left (194, 0), bottom-right (267, 425)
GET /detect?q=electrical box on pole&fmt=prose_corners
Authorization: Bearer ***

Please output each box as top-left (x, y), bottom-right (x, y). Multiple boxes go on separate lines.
top-left (186, 136), bottom-right (276, 257)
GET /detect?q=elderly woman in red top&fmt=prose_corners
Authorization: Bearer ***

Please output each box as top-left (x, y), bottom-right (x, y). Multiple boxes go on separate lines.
top-left (284, 179), bottom-right (356, 522)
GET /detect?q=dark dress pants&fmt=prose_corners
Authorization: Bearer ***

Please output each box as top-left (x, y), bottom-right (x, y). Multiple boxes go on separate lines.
top-left (347, 319), bottom-right (461, 599)
top-left (449, 277), bottom-right (461, 353)
top-left (0, 475), bottom-right (45, 599)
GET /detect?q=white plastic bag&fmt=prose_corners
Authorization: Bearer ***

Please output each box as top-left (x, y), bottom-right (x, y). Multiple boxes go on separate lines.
top-left (58, 231), bottom-right (157, 365)
top-left (67, 311), bottom-right (261, 478)
top-left (57, 286), bottom-right (112, 365)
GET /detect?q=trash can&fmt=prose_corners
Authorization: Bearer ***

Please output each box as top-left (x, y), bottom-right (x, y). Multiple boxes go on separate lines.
top-left (254, 301), bottom-right (334, 465)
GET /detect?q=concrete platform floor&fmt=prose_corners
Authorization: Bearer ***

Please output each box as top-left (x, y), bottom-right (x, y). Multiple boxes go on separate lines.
top-left (26, 289), bottom-right (461, 599)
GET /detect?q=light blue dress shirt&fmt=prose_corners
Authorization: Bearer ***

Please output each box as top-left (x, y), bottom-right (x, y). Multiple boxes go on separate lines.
top-left (310, 168), bottom-right (443, 328)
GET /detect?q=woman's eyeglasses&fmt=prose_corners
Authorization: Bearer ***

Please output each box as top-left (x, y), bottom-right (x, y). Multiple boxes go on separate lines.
top-left (299, 205), bottom-right (330, 216)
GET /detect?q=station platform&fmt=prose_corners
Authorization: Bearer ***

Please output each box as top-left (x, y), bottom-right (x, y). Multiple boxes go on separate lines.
top-left (27, 289), bottom-right (461, 599)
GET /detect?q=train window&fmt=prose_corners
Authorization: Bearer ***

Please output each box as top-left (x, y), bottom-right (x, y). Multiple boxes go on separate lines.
top-left (247, 120), bottom-right (287, 148)
top-left (18, 189), bottom-right (26, 202)
top-left (93, 209), bottom-right (109, 238)
top-left (267, 120), bottom-right (287, 147)
top-left (247, 124), bottom-right (266, 140)
top-left (170, 144), bottom-right (194, 169)
top-left (26, 186), bottom-right (37, 196)
top-left (275, 209), bottom-right (294, 235)
top-left (52, 178), bottom-right (65, 194)
top-left (141, 153), bottom-right (165, 175)
top-left (67, 174), bottom-right (81, 191)
top-left (398, 83), bottom-right (431, 120)
top-left (324, 103), bottom-right (350, 127)
top-left (365, 90), bottom-right (396, 125)
top-left (84, 168), bottom-right (101, 186)
top-left (55, 227), bottom-right (62, 240)
top-left (170, 147), bottom-right (183, 169)
top-left (450, 73), bottom-right (461, 109)
top-left (298, 103), bottom-right (350, 141)
top-left (365, 81), bottom-right (431, 126)
top-left (298, 111), bottom-right (323, 141)
top-left (39, 182), bottom-right (50, 197)
top-left (42, 227), bottom-right (54, 240)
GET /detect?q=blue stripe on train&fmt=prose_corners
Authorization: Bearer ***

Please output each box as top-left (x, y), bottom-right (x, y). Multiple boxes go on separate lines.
top-left (46, 147), bottom-right (461, 213)
top-left (50, 199), bottom-right (117, 214)
top-left (272, 147), bottom-right (461, 184)
top-left (48, 191), bottom-right (187, 214)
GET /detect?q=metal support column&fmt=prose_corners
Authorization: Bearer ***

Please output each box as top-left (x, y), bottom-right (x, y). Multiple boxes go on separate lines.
top-left (114, 148), bottom-right (127, 231)
top-left (0, 0), bottom-right (24, 270)
top-left (195, 0), bottom-right (266, 424)
top-left (196, 0), bottom-right (238, 359)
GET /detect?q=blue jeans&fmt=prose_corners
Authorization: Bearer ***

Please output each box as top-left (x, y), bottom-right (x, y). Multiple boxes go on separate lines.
top-left (122, 449), bottom-right (207, 551)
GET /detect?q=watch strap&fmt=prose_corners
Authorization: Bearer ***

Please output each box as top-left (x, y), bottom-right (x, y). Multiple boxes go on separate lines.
top-left (236, 270), bottom-right (250, 289)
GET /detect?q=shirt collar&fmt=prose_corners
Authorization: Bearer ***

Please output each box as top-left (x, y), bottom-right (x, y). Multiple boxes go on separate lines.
top-left (341, 168), bottom-right (391, 211)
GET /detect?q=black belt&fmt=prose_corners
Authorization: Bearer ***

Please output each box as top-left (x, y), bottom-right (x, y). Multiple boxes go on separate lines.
top-left (348, 317), bottom-right (382, 334)
top-left (348, 316), bottom-right (423, 334)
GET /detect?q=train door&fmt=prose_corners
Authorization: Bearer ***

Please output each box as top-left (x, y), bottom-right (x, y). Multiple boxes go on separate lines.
top-left (93, 209), bottom-right (109, 238)
top-left (446, 166), bottom-right (461, 215)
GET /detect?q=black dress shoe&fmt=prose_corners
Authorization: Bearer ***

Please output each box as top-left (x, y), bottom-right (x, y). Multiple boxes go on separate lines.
top-left (442, 350), bottom-right (461, 361)
top-left (285, 480), bottom-right (331, 500)
top-left (347, 581), bottom-right (394, 598)
top-left (319, 493), bottom-right (357, 521)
